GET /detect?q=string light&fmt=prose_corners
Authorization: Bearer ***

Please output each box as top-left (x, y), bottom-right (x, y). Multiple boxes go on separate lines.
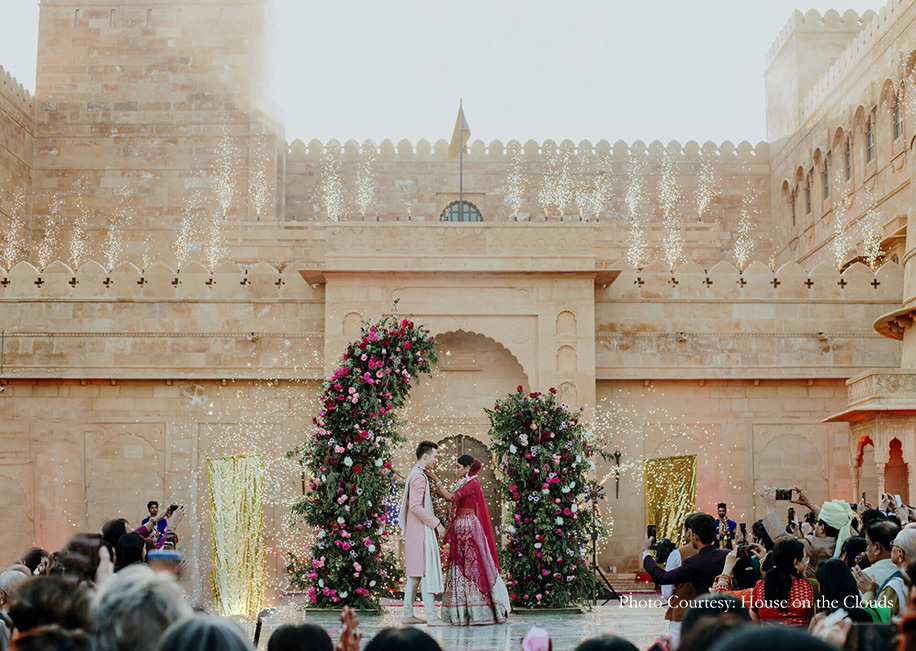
top-left (625, 153), bottom-right (648, 270)
top-left (503, 142), bottom-right (528, 219)
top-left (354, 147), bottom-right (376, 217)
top-left (1, 187), bottom-right (26, 270)
top-left (830, 170), bottom-right (853, 271)
top-left (319, 150), bottom-right (345, 221)
top-left (213, 121), bottom-right (238, 219)
top-left (659, 146), bottom-right (683, 271)
top-left (248, 136), bottom-right (271, 220)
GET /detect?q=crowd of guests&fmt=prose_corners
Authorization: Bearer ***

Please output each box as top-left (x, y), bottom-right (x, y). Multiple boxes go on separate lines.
top-left (5, 489), bottom-right (916, 650)
top-left (640, 487), bottom-right (916, 650)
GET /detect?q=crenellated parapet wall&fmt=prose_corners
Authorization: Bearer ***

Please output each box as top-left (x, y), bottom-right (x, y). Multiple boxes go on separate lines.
top-left (597, 260), bottom-right (903, 380)
top-left (0, 66), bottom-right (34, 226)
top-left (284, 138), bottom-right (771, 269)
top-left (0, 258), bottom-right (326, 380)
top-left (766, 8), bottom-right (874, 66)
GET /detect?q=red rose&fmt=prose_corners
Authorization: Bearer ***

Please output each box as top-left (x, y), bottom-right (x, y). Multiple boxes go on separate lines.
top-left (549, 387), bottom-right (557, 394)
top-left (517, 385), bottom-right (523, 393)
top-left (353, 464), bottom-right (363, 474)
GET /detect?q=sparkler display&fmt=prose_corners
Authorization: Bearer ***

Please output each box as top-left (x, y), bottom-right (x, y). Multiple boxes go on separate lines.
top-left (1, 187), bottom-right (26, 270)
top-left (319, 152), bottom-right (345, 221)
top-left (248, 136), bottom-right (271, 220)
top-left (625, 153), bottom-right (649, 271)
top-left (175, 191), bottom-right (206, 269)
top-left (830, 170), bottom-right (854, 270)
top-left (202, 213), bottom-right (229, 271)
top-left (695, 150), bottom-right (718, 222)
top-left (503, 142), bottom-right (528, 219)
top-left (733, 191), bottom-right (758, 271)
top-left (35, 209), bottom-right (60, 271)
top-left (659, 146), bottom-right (684, 270)
top-left (69, 182), bottom-right (90, 270)
top-left (354, 148), bottom-right (376, 217)
top-left (537, 145), bottom-right (574, 218)
top-left (213, 122), bottom-right (239, 219)
top-left (860, 188), bottom-right (884, 270)
top-left (104, 191), bottom-right (133, 272)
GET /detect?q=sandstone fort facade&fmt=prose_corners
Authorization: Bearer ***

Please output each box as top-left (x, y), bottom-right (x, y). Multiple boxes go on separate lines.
top-left (2, 0), bottom-right (916, 603)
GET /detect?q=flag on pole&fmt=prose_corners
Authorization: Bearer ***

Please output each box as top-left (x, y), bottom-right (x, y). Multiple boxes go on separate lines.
top-left (448, 104), bottom-right (471, 160)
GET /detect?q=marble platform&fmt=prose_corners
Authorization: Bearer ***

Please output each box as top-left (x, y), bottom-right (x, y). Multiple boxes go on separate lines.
top-left (253, 598), bottom-right (669, 650)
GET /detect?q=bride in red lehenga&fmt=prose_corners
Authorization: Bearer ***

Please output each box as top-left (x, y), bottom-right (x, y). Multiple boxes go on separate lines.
top-left (426, 454), bottom-right (510, 625)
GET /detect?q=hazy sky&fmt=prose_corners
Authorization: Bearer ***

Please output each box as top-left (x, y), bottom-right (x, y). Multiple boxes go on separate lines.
top-left (0, 1), bottom-right (883, 145)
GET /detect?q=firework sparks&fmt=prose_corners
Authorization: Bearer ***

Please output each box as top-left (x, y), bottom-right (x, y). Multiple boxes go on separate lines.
top-left (104, 191), bottom-right (133, 271)
top-left (1, 187), bottom-right (27, 270)
top-left (659, 146), bottom-right (683, 270)
top-left (213, 121), bottom-right (238, 219)
top-left (537, 144), bottom-right (574, 218)
top-left (354, 147), bottom-right (376, 217)
top-left (69, 181), bottom-right (91, 270)
top-left (503, 142), bottom-right (528, 219)
top-left (860, 188), bottom-right (884, 271)
top-left (319, 151), bottom-right (345, 221)
top-left (733, 191), bottom-right (757, 271)
top-left (202, 213), bottom-right (229, 270)
top-left (35, 199), bottom-right (61, 271)
top-left (248, 136), bottom-right (271, 220)
top-left (625, 153), bottom-right (648, 271)
top-left (175, 191), bottom-right (206, 269)
top-left (830, 170), bottom-right (854, 270)
top-left (695, 149), bottom-right (718, 222)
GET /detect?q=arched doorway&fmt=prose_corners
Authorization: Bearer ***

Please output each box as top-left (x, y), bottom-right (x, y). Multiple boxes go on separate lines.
top-left (886, 438), bottom-right (909, 499)
top-left (439, 200), bottom-right (483, 222)
top-left (435, 435), bottom-right (500, 528)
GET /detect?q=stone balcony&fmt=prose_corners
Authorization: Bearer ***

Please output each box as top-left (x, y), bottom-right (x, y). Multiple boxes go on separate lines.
top-left (826, 370), bottom-right (916, 422)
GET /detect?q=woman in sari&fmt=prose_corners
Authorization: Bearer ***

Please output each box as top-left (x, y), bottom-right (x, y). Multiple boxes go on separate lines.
top-left (425, 455), bottom-right (510, 625)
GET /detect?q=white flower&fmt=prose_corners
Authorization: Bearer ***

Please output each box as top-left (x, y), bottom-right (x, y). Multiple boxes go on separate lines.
top-left (337, 517), bottom-right (345, 524)
top-left (509, 444), bottom-right (517, 454)
top-left (561, 485), bottom-right (571, 494)
top-left (368, 544), bottom-right (376, 552)
top-left (340, 591), bottom-right (348, 599)
top-left (534, 542), bottom-right (542, 549)
top-left (589, 460), bottom-right (595, 470)
top-left (571, 503), bottom-right (578, 513)
top-left (317, 530), bottom-right (326, 538)
top-left (556, 516), bottom-right (564, 525)
top-left (319, 579), bottom-right (325, 588)
top-left (575, 454), bottom-right (582, 463)
top-left (369, 580), bottom-right (377, 587)
top-left (542, 488), bottom-right (550, 495)
top-left (507, 524), bottom-right (517, 534)
top-left (344, 456), bottom-right (353, 467)
top-left (375, 458), bottom-right (384, 467)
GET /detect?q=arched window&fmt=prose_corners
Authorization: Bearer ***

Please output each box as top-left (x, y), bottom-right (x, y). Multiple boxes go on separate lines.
top-left (805, 177), bottom-right (811, 215)
top-left (440, 200), bottom-right (483, 222)
top-left (845, 140), bottom-right (852, 181)
top-left (894, 98), bottom-right (904, 140)
top-left (866, 118), bottom-right (875, 162)
top-left (791, 192), bottom-right (797, 227)
top-left (822, 162), bottom-right (829, 199)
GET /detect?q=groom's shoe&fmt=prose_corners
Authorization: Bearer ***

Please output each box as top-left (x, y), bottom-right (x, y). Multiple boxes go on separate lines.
top-left (401, 616), bottom-right (426, 625)
top-left (426, 617), bottom-right (449, 627)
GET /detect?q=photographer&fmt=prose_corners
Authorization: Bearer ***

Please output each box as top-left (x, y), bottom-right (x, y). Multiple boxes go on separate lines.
top-left (759, 488), bottom-right (854, 577)
top-left (642, 513), bottom-right (729, 596)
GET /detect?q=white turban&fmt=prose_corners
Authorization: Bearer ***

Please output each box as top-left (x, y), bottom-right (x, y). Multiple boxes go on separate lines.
top-left (819, 499), bottom-right (854, 557)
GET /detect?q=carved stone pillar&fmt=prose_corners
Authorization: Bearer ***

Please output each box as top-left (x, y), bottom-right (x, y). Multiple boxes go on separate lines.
top-left (908, 464), bottom-right (916, 507)
top-left (877, 462), bottom-right (887, 496)
top-left (851, 464), bottom-right (861, 503)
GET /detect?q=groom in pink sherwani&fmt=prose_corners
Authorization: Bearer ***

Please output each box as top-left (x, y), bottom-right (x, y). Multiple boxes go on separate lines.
top-left (399, 440), bottom-right (446, 626)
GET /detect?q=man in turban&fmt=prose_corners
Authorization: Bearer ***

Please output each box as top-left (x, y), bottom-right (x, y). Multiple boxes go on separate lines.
top-left (759, 487), bottom-right (855, 577)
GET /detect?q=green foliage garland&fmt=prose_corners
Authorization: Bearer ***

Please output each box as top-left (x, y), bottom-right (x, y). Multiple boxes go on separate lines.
top-left (287, 312), bottom-right (438, 609)
top-left (487, 386), bottom-right (603, 609)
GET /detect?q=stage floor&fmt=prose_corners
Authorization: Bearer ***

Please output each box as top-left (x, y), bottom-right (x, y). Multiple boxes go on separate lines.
top-left (256, 598), bottom-right (668, 650)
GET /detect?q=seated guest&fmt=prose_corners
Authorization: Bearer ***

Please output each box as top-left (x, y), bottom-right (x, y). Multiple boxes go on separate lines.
top-left (759, 488), bottom-right (854, 577)
top-left (751, 538), bottom-right (814, 626)
top-left (94, 564), bottom-right (193, 651)
top-left (642, 513), bottom-right (729, 595)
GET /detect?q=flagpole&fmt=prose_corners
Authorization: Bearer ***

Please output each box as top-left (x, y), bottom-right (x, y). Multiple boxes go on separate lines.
top-left (459, 99), bottom-right (463, 222)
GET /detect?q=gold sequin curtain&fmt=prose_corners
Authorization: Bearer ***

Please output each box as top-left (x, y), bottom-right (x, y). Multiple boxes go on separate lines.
top-left (644, 455), bottom-right (697, 546)
top-left (207, 455), bottom-right (266, 620)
